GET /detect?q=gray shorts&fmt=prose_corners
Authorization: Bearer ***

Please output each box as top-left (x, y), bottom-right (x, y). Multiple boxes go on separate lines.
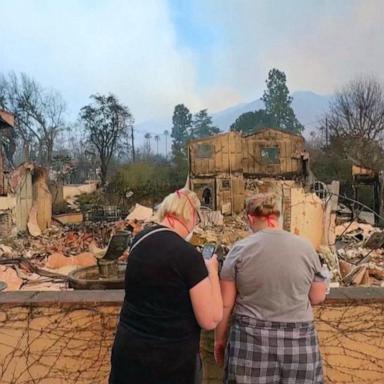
top-left (224, 316), bottom-right (323, 384)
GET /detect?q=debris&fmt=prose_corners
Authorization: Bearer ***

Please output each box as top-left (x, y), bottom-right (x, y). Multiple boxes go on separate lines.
top-left (200, 208), bottom-right (224, 227)
top-left (3, 178), bottom-right (384, 291)
top-left (367, 266), bottom-right (384, 280)
top-left (192, 214), bottom-right (248, 247)
top-left (221, 202), bottom-right (231, 215)
top-left (339, 260), bottom-right (353, 278)
top-left (335, 221), bottom-right (375, 239)
top-left (45, 252), bottom-right (97, 270)
top-left (318, 246), bottom-right (340, 278)
top-left (0, 266), bottom-right (22, 290)
top-left (0, 244), bottom-right (14, 257)
top-left (351, 266), bottom-right (368, 286)
top-left (27, 206), bottom-right (42, 237)
top-left (364, 231), bottom-right (384, 249)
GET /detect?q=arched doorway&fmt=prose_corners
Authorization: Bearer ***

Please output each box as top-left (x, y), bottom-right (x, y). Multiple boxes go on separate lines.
top-left (202, 186), bottom-right (213, 208)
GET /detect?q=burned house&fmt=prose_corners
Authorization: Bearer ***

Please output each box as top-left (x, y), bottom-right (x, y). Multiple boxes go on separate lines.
top-left (188, 128), bottom-right (333, 250)
top-left (188, 128), bottom-right (309, 214)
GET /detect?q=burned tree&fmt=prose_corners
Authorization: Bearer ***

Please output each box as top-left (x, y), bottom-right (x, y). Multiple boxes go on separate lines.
top-left (0, 72), bottom-right (66, 166)
top-left (327, 77), bottom-right (384, 140)
top-left (80, 94), bottom-right (134, 186)
top-left (324, 77), bottom-right (384, 170)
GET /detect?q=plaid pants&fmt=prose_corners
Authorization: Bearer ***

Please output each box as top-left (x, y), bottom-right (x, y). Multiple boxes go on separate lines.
top-left (224, 316), bottom-right (323, 384)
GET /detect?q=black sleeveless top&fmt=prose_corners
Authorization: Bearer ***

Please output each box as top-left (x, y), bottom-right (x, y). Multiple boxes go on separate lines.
top-left (109, 225), bottom-right (208, 384)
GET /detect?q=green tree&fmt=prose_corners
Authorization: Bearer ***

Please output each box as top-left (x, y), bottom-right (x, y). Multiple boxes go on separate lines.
top-left (108, 159), bottom-right (180, 206)
top-left (191, 109), bottom-right (220, 139)
top-left (230, 109), bottom-right (274, 134)
top-left (171, 104), bottom-right (192, 164)
top-left (261, 68), bottom-right (303, 134)
top-left (80, 94), bottom-right (134, 186)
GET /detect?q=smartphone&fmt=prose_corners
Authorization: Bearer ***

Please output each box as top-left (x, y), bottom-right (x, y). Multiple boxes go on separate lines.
top-left (103, 231), bottom-right (133, 260)
top-left (202, 243), bottom-right (217, 260)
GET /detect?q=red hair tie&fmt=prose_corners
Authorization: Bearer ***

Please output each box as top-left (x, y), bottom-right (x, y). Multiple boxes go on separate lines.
top-left (265, 214), bottom-right (276, 226)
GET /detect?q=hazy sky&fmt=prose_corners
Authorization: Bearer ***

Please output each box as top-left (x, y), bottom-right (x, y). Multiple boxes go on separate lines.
top-left (1, 0), bottom-right (383, 125)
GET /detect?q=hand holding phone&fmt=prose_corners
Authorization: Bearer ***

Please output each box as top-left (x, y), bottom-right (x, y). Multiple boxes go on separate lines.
top-left (103, 231), bottom-right (133, 261)
top-left (202, 243), bottom-right (217, 260)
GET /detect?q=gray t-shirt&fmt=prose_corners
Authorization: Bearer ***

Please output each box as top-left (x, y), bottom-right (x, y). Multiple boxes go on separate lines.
top-left (220, 229), bottom-right (322, 322)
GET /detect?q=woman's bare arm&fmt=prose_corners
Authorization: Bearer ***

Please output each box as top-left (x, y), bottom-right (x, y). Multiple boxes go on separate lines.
top-left (214, 280), bottom-right (237, 365)
top-left (190, 256), bottom-right (223, 330)
top-left (308, 281), bottom-right (326, 305)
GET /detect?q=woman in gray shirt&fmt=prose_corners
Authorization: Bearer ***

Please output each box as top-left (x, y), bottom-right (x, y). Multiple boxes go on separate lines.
top-left (214, 193), bottom-right (326, 384)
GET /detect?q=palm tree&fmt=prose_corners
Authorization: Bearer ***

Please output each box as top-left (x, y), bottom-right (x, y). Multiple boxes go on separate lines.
top-left (163, 130), bottom-right (169, 159)
top-left (154, 134), bottom-right (160, 155)
top-left (144, 133), bottom-right (152, 154)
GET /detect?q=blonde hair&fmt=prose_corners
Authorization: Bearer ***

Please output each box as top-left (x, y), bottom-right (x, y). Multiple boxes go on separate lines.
top-left (246, 193), bottom-right (280, 218)
top-left (155, 188), bottom-right (201, 224)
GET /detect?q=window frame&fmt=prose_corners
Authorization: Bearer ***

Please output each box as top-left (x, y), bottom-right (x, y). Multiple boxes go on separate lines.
top-left (196, 143), bottom-right (214, 159)
top-left (260, 146), bottom-right (280, 165)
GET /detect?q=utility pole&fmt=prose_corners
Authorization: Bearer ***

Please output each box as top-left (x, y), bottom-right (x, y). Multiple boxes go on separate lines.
top-left (131, 125), bottom-right (135, 162)
top-left (163, 130), bottom-right (169, 159)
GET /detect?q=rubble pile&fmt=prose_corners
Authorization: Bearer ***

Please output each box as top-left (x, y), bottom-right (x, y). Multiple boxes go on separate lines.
top-left (0, 221), bottom-right (122, 291)
top-left (192, 210), bottom-right (249, 247)
top-left (334, 221), bottom-right (384, 287)
top-left (1, 199), bottom-right (384, 291)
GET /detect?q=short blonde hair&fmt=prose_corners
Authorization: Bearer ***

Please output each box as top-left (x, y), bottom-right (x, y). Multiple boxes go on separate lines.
top-left (155, 188), bottom-right (201, 224)
top-left (246, 193), bottom-right (280, 217)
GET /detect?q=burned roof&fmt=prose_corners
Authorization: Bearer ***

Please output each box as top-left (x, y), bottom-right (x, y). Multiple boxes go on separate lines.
top-left (0, 110), bottom-right (15, 129)
top-left (242, 127), bottom-right (303, 139)
top-left (188, 127), bottom-right (303, 145)
top-left (187, 130), bottom-right (239, 144)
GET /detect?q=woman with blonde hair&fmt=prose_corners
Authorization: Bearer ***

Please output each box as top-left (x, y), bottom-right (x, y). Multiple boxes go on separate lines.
top-left (214, 193), bottom-right (326, 384)
top-left (109, 188), bottom-right (223, 384)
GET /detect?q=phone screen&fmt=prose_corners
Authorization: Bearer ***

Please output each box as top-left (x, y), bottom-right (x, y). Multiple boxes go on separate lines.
top-left (202, 243), bottom-right (216, 260)
top-left (103, 231), bottom-right (132, 260)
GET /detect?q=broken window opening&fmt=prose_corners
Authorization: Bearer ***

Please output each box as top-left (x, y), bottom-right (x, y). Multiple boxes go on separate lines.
top-left (196, 143), bottom-right (213, 158)
top-left (221, 179), bottom-right (230, 190)
top-left (311, 181), bottom-right (329, 200)
top-left (260, 147), bottom-right (279, 164)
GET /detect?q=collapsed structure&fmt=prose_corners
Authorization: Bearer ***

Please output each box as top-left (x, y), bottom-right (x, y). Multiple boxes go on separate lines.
top-left (0, 110), bottom-right (16, 180)
top-left (0, 162), bottom-right (52, 237)
top-left (188, 128), bottom-right (338, 251)
top-left (1, 126), bottom-right (384, 290)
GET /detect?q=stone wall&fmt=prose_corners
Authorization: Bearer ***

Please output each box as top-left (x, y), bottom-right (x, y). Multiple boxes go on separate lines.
top-left (0, 288), bottom-right (383, 384)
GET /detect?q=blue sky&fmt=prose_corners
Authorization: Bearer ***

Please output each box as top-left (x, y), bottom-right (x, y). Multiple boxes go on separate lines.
top-left (1, 0), bottom-right (383, 127)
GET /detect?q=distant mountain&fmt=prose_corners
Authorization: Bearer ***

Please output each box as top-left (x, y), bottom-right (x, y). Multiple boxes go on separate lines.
top-left (134, 91), bottom-right (333, 152)
top-left (211, 91), bottom-right (332, 137)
